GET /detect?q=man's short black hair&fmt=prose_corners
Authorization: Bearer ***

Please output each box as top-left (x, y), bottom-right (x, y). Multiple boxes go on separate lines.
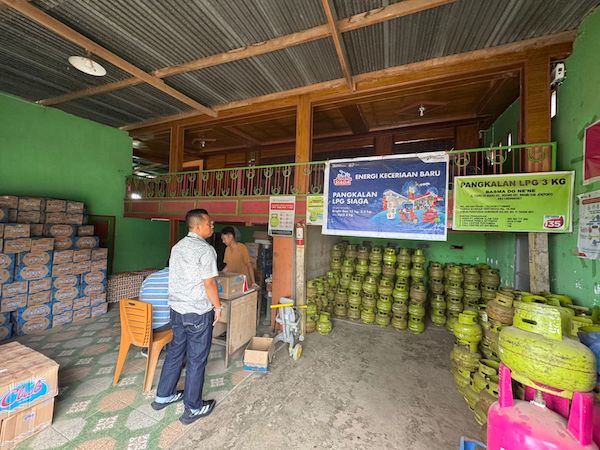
top-left (221, 226), bottom-right (236, 239)
top-left (186, 209), bottom-right (209, 228)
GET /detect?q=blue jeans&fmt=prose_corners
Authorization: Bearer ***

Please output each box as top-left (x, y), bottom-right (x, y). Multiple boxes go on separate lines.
top-left (156, 308), bottom-right (214, 410)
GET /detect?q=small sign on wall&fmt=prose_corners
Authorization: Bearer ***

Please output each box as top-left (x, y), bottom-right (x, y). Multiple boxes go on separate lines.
top-left (577, 189), bottom-right (600, 260)
top-left (268, 196), bottom-right (295, 237)
top-left (306, 195), bottom-right (324, 225)
top-left (584, 119), bottom-right (600, 184)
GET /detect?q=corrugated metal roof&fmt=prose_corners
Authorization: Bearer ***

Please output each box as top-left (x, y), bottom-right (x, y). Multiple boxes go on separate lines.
top-left (31, 0), bottom-right (327, 72)
top-left (344, 0), bottom-right (600, 74)
top-left (164, 38), bottom-right (342, 106)
top-left (332, 0), bottom-right (403, 19)
top-left (0, 8), bottom-right (132, 101)
top-left (54, 84), bottom-right (192, 128)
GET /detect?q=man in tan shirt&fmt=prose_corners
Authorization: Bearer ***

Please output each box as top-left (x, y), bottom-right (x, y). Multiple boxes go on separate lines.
top-left (221, 226), bottom-right (259, 288)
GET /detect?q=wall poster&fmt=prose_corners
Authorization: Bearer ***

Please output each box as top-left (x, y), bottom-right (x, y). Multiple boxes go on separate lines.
top-left (577, 189), bottom-right (600, 260)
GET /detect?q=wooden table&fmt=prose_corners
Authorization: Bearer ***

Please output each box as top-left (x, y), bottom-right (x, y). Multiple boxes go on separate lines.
top-left (212, 289), bottom-right (257, 368)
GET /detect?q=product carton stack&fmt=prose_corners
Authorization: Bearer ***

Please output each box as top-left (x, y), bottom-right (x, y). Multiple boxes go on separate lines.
top-left (107, 269), bottom-right (157, 303)
top-left (0, 195), bottom-right (109, 340)
top-left (0, 342), bottom-right (59, 449)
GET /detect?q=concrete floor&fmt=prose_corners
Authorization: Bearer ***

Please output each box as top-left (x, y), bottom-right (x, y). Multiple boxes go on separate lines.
top-left (175, 319), bottom-right (482, 450)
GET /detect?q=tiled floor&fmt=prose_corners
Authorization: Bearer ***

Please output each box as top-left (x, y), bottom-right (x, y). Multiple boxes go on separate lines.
top-left (14, 307), bottom-right (254, 450)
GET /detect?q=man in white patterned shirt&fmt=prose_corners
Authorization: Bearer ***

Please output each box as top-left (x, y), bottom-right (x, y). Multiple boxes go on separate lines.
top-left (151, 209), bottom-right (222, 425)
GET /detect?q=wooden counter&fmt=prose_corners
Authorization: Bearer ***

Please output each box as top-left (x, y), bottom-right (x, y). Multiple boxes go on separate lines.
top-left (212, 289), bottom-right (257, 368)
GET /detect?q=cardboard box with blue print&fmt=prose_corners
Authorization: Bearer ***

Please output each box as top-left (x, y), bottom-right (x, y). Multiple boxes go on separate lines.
top-left (44, 224), bottom-right (76, 238)
top-left (72, 297), bottom-right (91, 310)
top-left (0, 342), bottom-right (58, 418)
top-left (0, 254), bottom-right (15, 285)
top-left (1, 281), bottom-right (27, 298)
top-left (216, 272), bottom-right (246, 299)
top-left (72, 307), bottom-right (91, 322)
top-left (15, 303), bottom-right (52, 324)
top-left (51, 275), bottom-right (79, 291)
top-left (0, 323), bottom-right (12, 341)
top-left (2, 224), bottom-right (29, 240)
top-left (27, 290), bottom-right (52, 307)
top-left (53, 237), bottom-right (75, 251)
top-left (0, 208), bottom-right (8, 223)
top-left (17, 197), bottom-right (44, 212)
top-left (90, 292), bottom-right (106, 306)
top-left (243, 337), bottom-right (275, 373)
top-left (14, 317), bottom-right (52, 336)
top-left (80, 282), bottom-right (106, 298)
top-left (29, 278), bottom-right (51, 295)
top-left (51, 300), bottom-right (73, 316)
top-left (51, 286), bottom-right (79, 303)
top-left (73, 236), bottom-right (99, 250)
top-left (15, 252), bottom-right (53, 282)
top-left (0, 295), bottom-right (27, 313)
top-left (3, 239), bottom-right (31, 254)
top-left (91, 302), bottom-right (108, 318)
top-left (81, 270), bottom-right (106, 287)
top-left (30, 238), bottom-right (54, 253)
top-left (52, 311), bottom-right (72, 328)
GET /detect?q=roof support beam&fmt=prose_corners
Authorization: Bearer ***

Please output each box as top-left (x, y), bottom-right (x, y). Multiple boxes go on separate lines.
top-left (122, 32), bottom-right (574, 131)
top-left (37, 0), bottom-right (452, 106)
top-left (321, 0), bottom-right (354, 91)
top-left (338, 104), bottom-right (369, 134)
top-left (0, 0), bottom-right (216, 117)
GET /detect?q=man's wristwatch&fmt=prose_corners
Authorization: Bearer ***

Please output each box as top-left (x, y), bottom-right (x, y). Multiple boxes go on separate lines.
top-left (215, 306), bottom-right (223, 312)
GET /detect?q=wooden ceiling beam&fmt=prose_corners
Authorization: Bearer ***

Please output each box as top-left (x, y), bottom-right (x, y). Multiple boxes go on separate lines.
top-left (37, 0), bottom-right (451, 106)
top-left (0, 0), bottom-right (216, 117)
top-left (221, 126), bottom-right (262, 145)
top-left (123, 32), bottom-right (574, 132)
top-left (338, 104), bottom-right (369, 134)
top-left (321, 0), bottom-right (353, 91)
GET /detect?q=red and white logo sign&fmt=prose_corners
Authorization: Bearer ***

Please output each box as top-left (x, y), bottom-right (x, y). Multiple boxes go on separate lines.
top-left (333, 170), bottom-right (352, 186)
top-left (543, 215), bottom-right (565, 229)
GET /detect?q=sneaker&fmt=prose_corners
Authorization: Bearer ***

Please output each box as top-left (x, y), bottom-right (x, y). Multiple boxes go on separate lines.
top-left (141, 348), bottom-right (148, 358)
top-left (179, 399), bottom-right (216, 425)
top-left (151, 391), bottom-right (184, 410)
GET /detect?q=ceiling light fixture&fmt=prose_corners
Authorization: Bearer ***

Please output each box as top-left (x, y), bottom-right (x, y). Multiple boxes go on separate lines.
top-left (68, 55), bottom-right (106, 76)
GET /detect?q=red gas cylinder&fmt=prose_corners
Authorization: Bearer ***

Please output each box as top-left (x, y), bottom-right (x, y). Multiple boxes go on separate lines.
top-left (487, 364), bottom-right (598, 450)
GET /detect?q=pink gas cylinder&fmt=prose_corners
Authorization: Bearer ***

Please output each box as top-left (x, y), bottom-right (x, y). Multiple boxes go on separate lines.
top-left (487, 364), bottom-right (598, 450)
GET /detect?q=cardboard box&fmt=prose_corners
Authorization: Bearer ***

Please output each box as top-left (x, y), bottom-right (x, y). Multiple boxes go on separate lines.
top-left (52, 286), bottom-right (79, 303)
top-left (28, 278), bottom-right (51, 294)
top-left (3, 225), bottom-right (29, 240)
top-left (1, 281), bottom-right (27, 298)
top-left (243, 337), bottom-right (274, 372)
top-left (15, 303), bottom-right (52, 323)
top-left (51, 263), bottom-right (74, 278)
top-left (216, 272), bottom-right (246, 299)
top-left (16, 211), bottom-right (41, 224)
top-left (53, 238), bottom-right (74, 251)
top-left (0, 295), bottom-right (27, 313)
top-left (73, 237), bottom-right (99, 249)
top-left (90, 259), bottom-right (107, 272)
top-left (0, 209), bottom-right (8, 223)
top-left (3, 239), bottom-right (31, 254)
top-left (91, 248), bottom-right (108, 261)
top-left (80, 282), bottom-right (106, 297)
top-left (15, 265), bottom-right (51, 282)
top-left (44, 199), bottom-right (66, 212)
top-left (13, 317), bottom-right (52, 336)
top-left (0, 398), bottom-right (54, 449)
top-left (0, 253), bottom-right (14, 272)
top-left (29, 225), bottom-right (44, 237)
top-left (43, 224), bottom-right (76, 238)
top-left (18, 251), bottom-right (52, 268)
top-left (77, 225), bottom-right (94, 237)
top-left (0, 323), bottom-right (12, 342)
top-left (51, 301), bottom-right (73, 316)
top-left (72, 307), bottom-right (91, 322)
top-left (27, 290), bottom-right (52, 306)
top-left (91, 302), bottom-right (108, 318)
top-left (90, 293), bottom-right (106, 306)
top-left (43, 213), bottom-right (66, 225)
top-left (81, 271), bottom-right (106, 286)
top-left (0, 196), bottom-right (18, 210)
top-left (51, 275), bottom-right (79, 291)
top-left (0, 224), bottom-right (4, 238)
top-left (30, 239), bottom-right (54, 253)
top-left (52, 250), bottom-right (73, 265)
top-left (17, 197), bottom-right (44, 212)
top-left (0, 313), bottom-right (9, 327)
top-left (64, 214), bottom-right (84, 225)
top-left (44, 222), bottom-right (77, 238)
top-left (0, 269), bottom-right (13, 286)
top-left (66, 201), bottom-right (84, 214)
top-left (0, 342), bottom-right (59, 417)
top-left (72, 261), bottom-right (91, 275)
top-left (52, 312), bottom-right (72, 328)
top-left (73, 249), bottom-right (91, 263)
top-left (73, 297), bottom-right (91, 310)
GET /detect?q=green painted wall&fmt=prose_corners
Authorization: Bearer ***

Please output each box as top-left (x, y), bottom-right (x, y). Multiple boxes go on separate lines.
top-left (0, 93), bottom-right (169, 272)
top-left (485, 233), bottom-right (515, 288)
top-left (550, 6), bottom-right (600, 306)
top-left (483, 99), bottom-right (520, 147)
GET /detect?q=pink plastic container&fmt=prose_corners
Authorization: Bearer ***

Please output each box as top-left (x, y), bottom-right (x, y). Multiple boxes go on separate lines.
top-left (487, 364), bottom-right (598, 450)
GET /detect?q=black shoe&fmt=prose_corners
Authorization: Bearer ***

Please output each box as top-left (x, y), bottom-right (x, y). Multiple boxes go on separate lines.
top-left (151, 391), bottom-right (184, 410)
top-left (179, 399), bottom-right (216, 425)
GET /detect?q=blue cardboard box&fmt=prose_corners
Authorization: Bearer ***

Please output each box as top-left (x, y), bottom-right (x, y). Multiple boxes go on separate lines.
top-left (0, 323), bottom-right (12, 341)
top-left (0, 253), bottom-right (15, 284)
top-left (73, 236), bottom-right (99, 249)
top-left (16, 303), bottom-right (52, 323)
top-left (52, 311), bottom-right (73, 328)
top-left (52, 286), bottom-right (79, 303)
top-left (14, 317), bottom-right (52, 336)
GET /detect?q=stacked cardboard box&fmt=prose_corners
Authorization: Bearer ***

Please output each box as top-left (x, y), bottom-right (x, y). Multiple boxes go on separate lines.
top-left (0, 196), bottom-right (109, 339)
top-left (0, 342), bottom-right (59, 449)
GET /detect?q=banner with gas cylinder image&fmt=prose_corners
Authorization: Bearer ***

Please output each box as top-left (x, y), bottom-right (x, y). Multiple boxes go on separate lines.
top-left (322, 152), bottom-right (449, 241)
top-left (452, 171), bottom-right (574, 233)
